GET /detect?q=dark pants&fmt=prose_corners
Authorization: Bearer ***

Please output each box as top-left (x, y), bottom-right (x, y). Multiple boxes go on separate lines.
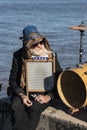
top-left (11, 96), bottom-right (49, 130)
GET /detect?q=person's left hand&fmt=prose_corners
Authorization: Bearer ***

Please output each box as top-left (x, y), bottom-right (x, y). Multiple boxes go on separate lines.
top-left (35, 95), bottom-right (51, 104)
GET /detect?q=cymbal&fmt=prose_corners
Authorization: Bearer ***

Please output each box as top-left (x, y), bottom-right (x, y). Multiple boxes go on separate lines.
top-left (69, 25), bottom-right (87, 31)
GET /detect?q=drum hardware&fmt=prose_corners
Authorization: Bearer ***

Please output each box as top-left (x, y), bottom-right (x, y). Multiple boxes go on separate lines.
top-left (0, 83), bottom-right (2, 92)
top-left (68, 108), bottom-right (79, 116)
top-left (65, 67), bottom-right (71, 70)
top-left (76, 63), bottom-right (83, 68)
top-left (68, 106), bottom-right (87, 115)
top-left (84, 71), bottom-right (87, 75)
top-left (69, 22), bottom-right (87, 66)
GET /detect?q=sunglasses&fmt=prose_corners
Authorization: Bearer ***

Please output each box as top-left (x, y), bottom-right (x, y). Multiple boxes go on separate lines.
top-left (31, 40), bottom-right (44, 49)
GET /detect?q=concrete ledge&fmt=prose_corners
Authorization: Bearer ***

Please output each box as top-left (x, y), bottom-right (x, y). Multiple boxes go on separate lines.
top-left (36, 107), bottom-right (87, 130)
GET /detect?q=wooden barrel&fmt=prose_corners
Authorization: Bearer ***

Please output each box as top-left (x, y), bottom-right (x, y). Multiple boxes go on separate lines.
top-left (57, 63), bottom-right (87, 109)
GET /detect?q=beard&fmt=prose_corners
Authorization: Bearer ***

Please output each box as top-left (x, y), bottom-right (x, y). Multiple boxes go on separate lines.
top-left (29, 46), bottom-right (52, 56)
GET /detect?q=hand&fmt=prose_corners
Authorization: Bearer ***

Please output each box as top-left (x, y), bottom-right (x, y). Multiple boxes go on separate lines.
top-left (20, 94), bottom-right (32, 107)
top-left (35, 95), bottom-right (51, 104)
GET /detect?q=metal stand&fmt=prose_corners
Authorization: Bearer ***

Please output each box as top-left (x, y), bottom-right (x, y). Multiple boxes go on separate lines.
top-left (69, 22), bottom-right (87, 66)
top-left (79, 30), bottom-right (84, 64)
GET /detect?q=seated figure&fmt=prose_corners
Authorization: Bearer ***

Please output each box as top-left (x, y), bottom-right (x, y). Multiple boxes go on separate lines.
top-left (9, 25), bottom-right (62, 130)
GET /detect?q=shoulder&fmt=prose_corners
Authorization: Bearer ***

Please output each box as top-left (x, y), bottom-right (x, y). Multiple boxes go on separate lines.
top-left (13, 47), bottom-right (24, 58)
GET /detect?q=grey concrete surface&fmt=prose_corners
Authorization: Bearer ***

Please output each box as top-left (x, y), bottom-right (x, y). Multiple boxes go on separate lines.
top-left (36, 107), bottom-right (87, 130)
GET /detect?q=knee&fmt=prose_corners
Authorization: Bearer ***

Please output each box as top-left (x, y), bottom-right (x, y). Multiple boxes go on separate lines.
top-left (11, 97), bottom-right (24, 111)
top-left (32, 101), bottom-right (49, 114)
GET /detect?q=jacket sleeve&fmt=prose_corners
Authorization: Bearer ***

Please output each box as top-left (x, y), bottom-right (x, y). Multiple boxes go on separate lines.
top-left (9, 53), bottom-right (25, 96)
top-left (47, 52), bottom-right (62, 99)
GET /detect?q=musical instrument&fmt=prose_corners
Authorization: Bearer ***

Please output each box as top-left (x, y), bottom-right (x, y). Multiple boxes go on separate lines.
top-left (25, 54), bottom-right (56, 96)
top-left (69, 22), bottom-right (87, 65)
top-left (69, 25), bottom-right (87, 31)
top-left (57, 23), bottom-right (87, 114)
top-left (57, 63), bottom-right (87, 110)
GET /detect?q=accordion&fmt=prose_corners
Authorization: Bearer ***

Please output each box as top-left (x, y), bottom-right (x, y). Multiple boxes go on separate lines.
top-left (25, 54), bottom-right (56, 95)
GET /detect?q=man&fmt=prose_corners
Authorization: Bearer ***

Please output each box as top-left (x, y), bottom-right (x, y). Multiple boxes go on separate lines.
top-left (9, 25), bottom-right (62, 130)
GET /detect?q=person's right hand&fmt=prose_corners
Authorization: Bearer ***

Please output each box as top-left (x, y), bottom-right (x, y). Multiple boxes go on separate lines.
top-left (20, 94), bottom-right (32, 107)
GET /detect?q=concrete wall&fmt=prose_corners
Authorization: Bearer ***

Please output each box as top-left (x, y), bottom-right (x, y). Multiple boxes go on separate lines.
top-left (36, 107), bottom-right (87, 130)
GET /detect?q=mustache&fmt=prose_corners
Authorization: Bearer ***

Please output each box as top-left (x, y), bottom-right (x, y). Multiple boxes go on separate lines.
top-left (29, 47), bottom-right (51, 56)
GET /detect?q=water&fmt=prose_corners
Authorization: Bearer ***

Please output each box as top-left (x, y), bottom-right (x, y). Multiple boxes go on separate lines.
top-left (0, 0), bottom-right (87, 94)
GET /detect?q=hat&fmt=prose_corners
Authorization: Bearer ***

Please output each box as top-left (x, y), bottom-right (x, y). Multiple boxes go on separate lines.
top-left (27, 33), bottom-right (45, 49)
top-left (23, 25), bottom-right (42, 42)
top-left (22, 25), bottom-right (45, 49)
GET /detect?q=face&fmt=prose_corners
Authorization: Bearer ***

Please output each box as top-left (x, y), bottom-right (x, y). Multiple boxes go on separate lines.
top-left (29, 39), bottom-right (49, 56)
top-left (31, 39), bottom-right (44, 50)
